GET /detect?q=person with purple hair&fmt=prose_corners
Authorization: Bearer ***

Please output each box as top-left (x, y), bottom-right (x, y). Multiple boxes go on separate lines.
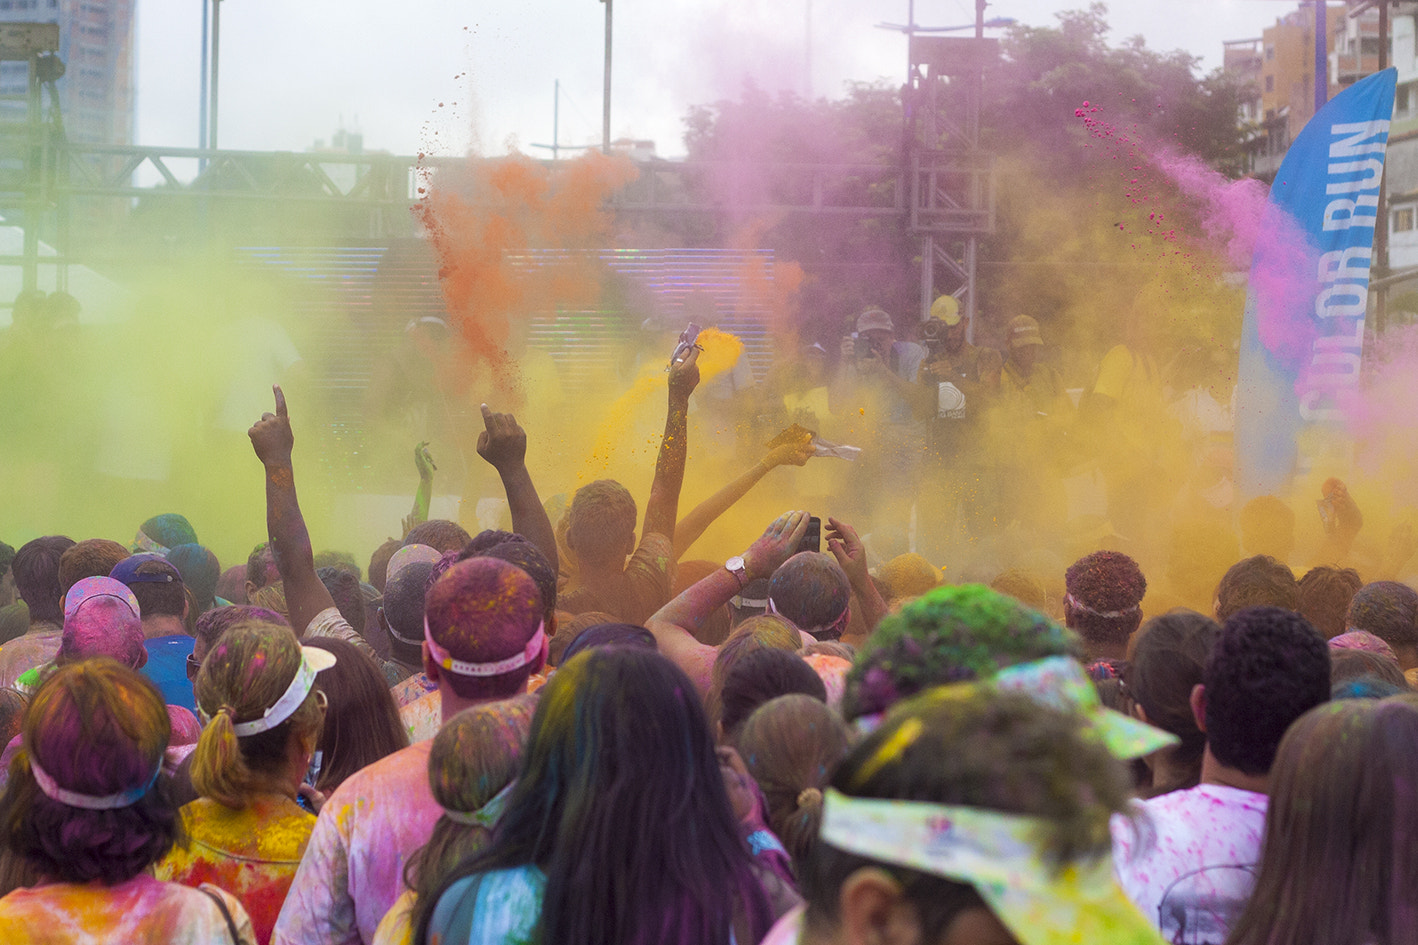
top-left (0, 659), bottom-right (258, 943)
top-left (274, 557), bottom-right (546, 945)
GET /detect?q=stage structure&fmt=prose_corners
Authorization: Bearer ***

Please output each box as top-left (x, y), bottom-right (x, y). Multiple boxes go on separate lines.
top-left (905, 34), bottom-right (999, 339)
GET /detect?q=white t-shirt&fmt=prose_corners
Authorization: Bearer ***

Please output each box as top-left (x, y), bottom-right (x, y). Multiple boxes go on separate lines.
top-left (1111, 784), bottom-right (1268, 945)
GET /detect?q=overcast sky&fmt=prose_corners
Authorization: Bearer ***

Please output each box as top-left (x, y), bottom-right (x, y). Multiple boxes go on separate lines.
top-left (132, 0), bottom-right (1296, 160)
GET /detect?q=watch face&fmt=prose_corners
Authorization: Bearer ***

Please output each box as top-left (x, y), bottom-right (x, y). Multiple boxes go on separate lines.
top-left (726, 556), bottom-right (745, 571)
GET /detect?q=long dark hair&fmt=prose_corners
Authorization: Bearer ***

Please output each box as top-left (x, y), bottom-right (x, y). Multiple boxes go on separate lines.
top-left (1127, 608), bottom-right (1220, 795)
top-left (413, 648), bottom-right (775, 945)
top-left (1227, 697), bottom-right (1418, 945)
top-left (305, 637), bottom-right (409, 793)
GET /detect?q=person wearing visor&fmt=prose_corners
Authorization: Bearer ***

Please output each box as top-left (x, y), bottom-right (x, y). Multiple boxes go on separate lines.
top-left (766, 682), bottom-right (1167, 945)
top-left (156, 621), bottom-right (334, 945)
top-left (11, 575), bottom-right (152, 697)
top-left (0, 659), bottom-right (258, 944)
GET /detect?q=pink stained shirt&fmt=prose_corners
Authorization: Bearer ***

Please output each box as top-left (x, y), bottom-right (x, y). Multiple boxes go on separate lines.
top-left (1110, 783), bottom-right (1268, 943)
top-left (271, 740), bottom-right (439, 945)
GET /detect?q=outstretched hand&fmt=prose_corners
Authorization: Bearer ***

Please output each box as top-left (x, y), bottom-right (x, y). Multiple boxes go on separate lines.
top-left (248, 385), bottom-right (294, 467)
top-left (826, 516), bottom-right (870, 590)
top-left (741, 510), bottom-right (809, 581)
top-left (668, 345), bottom-right (701, 402)
top-left (766, 439), bottom-right (814, 468)
top-left (477, 404), bottom-right (527, 472)
top-left (414, 441), bottom-right (437, 480)
top-left (1322, 478), bottom-right (1363, 539)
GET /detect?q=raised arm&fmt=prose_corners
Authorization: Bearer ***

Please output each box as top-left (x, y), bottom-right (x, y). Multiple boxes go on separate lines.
top-left (826, 516), bottom-right (888, 641)
top-left (400, 441), bottom-right (436, 539)
top-left (642, 347), bottom-right (701, 543)
top-left (646, 511), bottom-right (808, 693)
top-left (673, 440), bottom-right (814, 560)
top-left (248, 386), bottom-right (337, 638)
top-left (477, 404), bottom-right (558, 574)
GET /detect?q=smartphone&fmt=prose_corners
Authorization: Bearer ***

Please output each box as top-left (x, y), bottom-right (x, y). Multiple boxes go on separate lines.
top-left (304, 750), bottom-right (323, 789)
top-left (670, 322), bottom-right (702, 367)
top-left (797, 516), bottom-right (821, 555)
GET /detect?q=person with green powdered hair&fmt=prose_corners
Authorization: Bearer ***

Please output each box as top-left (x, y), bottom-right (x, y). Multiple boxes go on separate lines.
top-left (763, 683), bottom-right (1167, 945)
top-left (843, 584), bottom-right (1177, 760)
top-left (844, 584), bottom-right (1076, 722)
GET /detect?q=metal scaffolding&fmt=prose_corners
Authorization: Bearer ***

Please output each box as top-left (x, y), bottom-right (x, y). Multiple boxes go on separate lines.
top-left (906, 34), bottom-right (998, 338)
top-left (0, 22), bottom-right (60, 294)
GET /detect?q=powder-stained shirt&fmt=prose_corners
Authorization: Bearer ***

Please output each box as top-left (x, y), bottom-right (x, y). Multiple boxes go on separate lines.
top-left (399, 690), bottom-right (441, 744)
top-left (557, 532), bottom-right (675, 625)
top-left (155, 795), bottom-right (316, 945)
top-left (390, 671), bottom-right (435, 709)
top-left (273, 740), bottom-right (440, 945)
top-left (275, 693), bottom-right (539, 945)
top-left (426, 865), bottom-right (547, 945)
top-left (0, 874), bottom-right (257, 945)
top-left (1111, 784), bottom-right (1268, 945)
top-left (0, 625), bottom-right (60, 689)
top-left (305, 607), bottom-right (381, 664)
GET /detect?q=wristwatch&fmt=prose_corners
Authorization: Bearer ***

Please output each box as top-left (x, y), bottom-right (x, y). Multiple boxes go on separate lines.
top-left (725, 555), bottom-right (748, 589)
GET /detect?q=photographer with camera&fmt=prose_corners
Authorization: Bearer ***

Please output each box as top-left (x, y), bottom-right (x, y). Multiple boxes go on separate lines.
top-left (830, 308), bottom-right (933, 556)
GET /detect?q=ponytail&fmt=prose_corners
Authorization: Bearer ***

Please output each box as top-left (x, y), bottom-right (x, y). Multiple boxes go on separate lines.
top-left (780, 786), bottom-right (825, 862)
top-left (190, 706), bottom-right (251, 810)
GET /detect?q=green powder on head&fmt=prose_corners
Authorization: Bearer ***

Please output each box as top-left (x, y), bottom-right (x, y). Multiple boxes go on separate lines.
top-left (844, 583), bottom-right (1081, 720)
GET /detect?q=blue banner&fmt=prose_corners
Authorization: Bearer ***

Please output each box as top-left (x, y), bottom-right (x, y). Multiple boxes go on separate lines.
top-left (1235, 67), bottom-right (1395, 498)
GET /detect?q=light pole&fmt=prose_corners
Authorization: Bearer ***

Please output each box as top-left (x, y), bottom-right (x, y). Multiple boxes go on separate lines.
top-left (210, 0), bottom-right (222, 149)
top-left (199, 0), bottom-right (209, 156)
top-left (600, 0), bottom-right (612, 153)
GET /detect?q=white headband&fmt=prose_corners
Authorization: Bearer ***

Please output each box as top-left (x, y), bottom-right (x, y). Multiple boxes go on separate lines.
top-left (230, 649), bottom-right (332, 737)
top-left (424, 618), bottom-right (547, 678)
top-left (30, 756), bottom-right (161, 810)
top-left (443, 780), bottom-right (515, 828)
top-left (1064, 592), bottom-right (1140, 620)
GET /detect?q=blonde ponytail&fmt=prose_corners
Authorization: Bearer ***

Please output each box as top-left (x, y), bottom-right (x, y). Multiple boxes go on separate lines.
top-left (190, 706), bottom-right (252, 810)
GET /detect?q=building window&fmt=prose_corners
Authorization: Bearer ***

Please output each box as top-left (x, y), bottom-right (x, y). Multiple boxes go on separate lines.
top-left (1266, 75), bottom-right (1275, 92)
top-left (1266, 45), bottom-right (1275, 61)
top-left (1400, 84), bottom-right (1413, 114)
top-left (1361, 37), bottom-right (1381, 56)
top-left (1395, 207), bottom-right (1416, 232)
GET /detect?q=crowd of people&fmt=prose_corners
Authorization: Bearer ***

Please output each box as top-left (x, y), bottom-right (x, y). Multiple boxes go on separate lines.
top-left (0, 300), bottom-right (1414, 945)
